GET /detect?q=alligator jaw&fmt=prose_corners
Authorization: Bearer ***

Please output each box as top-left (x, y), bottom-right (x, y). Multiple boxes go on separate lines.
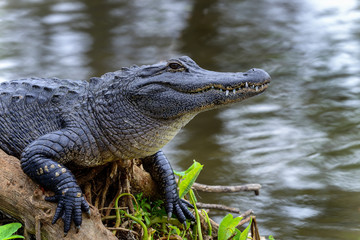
top-left (165, 67), bottom-right (271, 102)
top-left (171, 68), bottom-right (271, 107)
top-left (189, 80), bottom-right (270, 96)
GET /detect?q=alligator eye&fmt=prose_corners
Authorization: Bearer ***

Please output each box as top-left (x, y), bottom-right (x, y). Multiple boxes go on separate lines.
top-left (168, 62), bottom-right (183, 70)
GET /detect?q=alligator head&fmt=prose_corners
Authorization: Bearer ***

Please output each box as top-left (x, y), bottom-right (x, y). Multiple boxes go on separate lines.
top-left (123, 56), bottom-right (271, 119)
top-left (92, 56), bottom-right (271, 158)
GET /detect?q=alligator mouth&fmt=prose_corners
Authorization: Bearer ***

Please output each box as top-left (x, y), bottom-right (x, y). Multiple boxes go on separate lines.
top-left (188, 80), bottom-right (270, 96)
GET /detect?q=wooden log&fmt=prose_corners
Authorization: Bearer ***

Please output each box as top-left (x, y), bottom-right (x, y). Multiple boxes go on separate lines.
top-left (0, 149), bottom-right (116, 240)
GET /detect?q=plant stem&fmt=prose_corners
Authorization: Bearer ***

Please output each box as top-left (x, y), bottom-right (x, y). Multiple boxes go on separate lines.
top-left (189, 189), bottom-right (203, 240)
top-left (113, 193), bottom-right (139, 236)
top-left (124, 212), bottom-right (149, 240)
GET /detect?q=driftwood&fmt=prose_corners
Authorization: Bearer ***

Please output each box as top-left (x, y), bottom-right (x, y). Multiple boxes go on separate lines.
top-left (192, 182), bottom-right (261, 195)
top-left (196, 203), bottom-right (242, 214)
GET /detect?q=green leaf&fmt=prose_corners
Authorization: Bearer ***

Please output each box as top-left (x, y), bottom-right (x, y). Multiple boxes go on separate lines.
top-left (177, 160), bottom-right (203, 199)
top-left (218, 214), bottom-right (233, 240)
top-left (173, 169), bottom-right (185, 177)
top-left (174, 160), bottom-right (199, 177)
top-left (218, 214), bottom-right (243, 240)
top-left (144, 215), bottom-right (151, 226)
top-left (0, 223), bottom-right (23, 240)
top-left (239, 218), bottom-right (252, 240)
top-left (233, 229), bottom-right (241, 240)
top-left (168, 225), bottom-right (181, 236)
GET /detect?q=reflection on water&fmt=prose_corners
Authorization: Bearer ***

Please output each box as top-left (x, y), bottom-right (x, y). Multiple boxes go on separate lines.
top-left (1, 0), bottom-right (360, 239)
top-left (0, 0), bottom-right (191, 80)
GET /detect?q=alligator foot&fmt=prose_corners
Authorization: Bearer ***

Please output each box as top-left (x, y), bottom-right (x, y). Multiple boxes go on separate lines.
top-left (20, 135), bottom-right (91, 235)
top-left (142, 151), bottom-right (195, 224)
top-left (45, 190), bottom-right (90, 235)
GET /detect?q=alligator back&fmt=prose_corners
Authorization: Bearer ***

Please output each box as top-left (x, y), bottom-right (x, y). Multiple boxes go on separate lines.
top-left (0, 78), bottom-right (88, 158)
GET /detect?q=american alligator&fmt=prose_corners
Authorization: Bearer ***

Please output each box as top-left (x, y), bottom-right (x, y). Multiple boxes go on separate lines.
top-left (0, 56), bottom-right (270, 234)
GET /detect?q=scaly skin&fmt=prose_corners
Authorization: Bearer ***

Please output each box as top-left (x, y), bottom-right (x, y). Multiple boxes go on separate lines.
top-left (0, 56), bottom-right (270, 234)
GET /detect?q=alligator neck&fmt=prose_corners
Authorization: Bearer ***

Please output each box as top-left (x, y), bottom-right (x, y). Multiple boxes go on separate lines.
top-left (92, 94), bottom-right (195, 160)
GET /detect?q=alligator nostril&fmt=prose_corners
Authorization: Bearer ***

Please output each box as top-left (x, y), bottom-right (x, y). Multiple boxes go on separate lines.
top-left (243, 73), bottom-right (248, 76)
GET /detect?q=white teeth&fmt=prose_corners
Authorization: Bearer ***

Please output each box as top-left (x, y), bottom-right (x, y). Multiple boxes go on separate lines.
top-left (201, 82), bottom-right (268, 96)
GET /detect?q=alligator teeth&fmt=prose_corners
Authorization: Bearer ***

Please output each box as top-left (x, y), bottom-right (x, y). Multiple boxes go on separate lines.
top-left (196, 82), bottom-right (269, 95)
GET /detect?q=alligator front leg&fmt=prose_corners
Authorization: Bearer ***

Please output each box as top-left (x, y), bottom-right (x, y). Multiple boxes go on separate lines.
top-left (20, 131), bottom-right (90, 235)
top-left (143, 151), bottom-right (195, 224)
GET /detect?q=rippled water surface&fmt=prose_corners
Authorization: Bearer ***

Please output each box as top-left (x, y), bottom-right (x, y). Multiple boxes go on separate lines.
top-left (1, 0), bottom-right (360, 239)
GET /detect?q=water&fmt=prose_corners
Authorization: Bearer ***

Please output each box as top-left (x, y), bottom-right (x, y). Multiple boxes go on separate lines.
top-left (1, 0), bottom-right (360, 239)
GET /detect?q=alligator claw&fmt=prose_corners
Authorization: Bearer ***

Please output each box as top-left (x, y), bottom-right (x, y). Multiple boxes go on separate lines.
top-left (45, 187), bottom-right (89, 234)
top-left (166, 198), bottom-right (195, 224)
top-left (81, 198), bottom-right (91, 218)
top-left (180, 199), bottom-right (194, 209)
top-left (45, 195), bottom-right (59, 202)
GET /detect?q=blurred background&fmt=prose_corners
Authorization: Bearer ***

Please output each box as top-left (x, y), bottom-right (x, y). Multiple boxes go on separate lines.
top-left (1, 0), bottom-right (360, 239)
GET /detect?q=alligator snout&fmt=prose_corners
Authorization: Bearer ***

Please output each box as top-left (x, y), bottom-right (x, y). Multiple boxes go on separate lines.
top-left (243, 68), bottom-right (271, 83)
